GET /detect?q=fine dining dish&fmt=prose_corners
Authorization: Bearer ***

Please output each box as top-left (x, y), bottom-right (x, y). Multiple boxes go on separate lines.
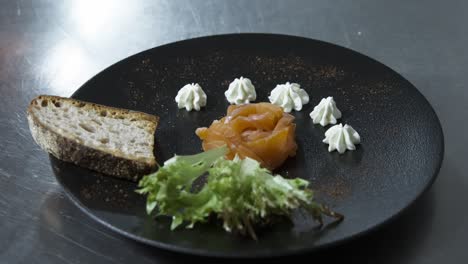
top-left (41, 34), bottom-right (443, 257)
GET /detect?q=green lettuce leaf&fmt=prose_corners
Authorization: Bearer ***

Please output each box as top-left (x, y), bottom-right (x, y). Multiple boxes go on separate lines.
top-left (137, 146), bottom-right (342, 239)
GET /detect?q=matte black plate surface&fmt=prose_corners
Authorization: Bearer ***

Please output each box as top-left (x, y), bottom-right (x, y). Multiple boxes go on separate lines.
top-left (51, 34), bottom-right (444, 258)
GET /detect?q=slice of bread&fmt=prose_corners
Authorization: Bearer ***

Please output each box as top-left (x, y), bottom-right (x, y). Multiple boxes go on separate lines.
top-left (27, 95), bottom-right (159, 181)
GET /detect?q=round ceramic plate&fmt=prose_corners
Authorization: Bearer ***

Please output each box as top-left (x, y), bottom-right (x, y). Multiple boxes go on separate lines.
top-left (51, 34), bottom-right (444, 258)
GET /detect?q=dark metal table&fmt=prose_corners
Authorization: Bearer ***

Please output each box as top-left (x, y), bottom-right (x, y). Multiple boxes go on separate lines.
top-left (1, 1), bottom-right (466, 263)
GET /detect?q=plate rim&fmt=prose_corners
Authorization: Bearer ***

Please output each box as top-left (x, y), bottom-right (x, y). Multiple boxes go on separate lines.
top-left (60, 33), bottom-right (444, 258)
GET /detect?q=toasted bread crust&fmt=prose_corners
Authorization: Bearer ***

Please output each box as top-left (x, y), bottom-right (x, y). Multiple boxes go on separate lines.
top-left (27, 95), bottom-right (159, 181)
top-left (28, 95), bottom-right (159, 124)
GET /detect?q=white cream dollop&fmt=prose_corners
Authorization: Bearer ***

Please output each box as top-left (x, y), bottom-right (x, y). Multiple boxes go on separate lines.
top-left (224, 77), bottom-right (256, 105)
top-left (310, 96), bottom-right (342, 126)
top-left (175, 83), bottom-right (207, 111)
top-left (268, 82), bottom-right (309, 112)
top-left (323, 124), bottom-right (360, 154)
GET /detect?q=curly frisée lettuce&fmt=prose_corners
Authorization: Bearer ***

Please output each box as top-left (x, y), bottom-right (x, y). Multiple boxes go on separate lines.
top-left (137, 146), bottom-right (343, 239)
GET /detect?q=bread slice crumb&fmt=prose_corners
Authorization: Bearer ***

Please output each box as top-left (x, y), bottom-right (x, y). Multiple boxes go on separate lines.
top-left (27, 95), bottom-right (159, 181)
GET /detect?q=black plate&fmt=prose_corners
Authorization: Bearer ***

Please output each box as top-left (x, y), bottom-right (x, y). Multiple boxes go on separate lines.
top-left (51, 34), bottom-right (444, 258)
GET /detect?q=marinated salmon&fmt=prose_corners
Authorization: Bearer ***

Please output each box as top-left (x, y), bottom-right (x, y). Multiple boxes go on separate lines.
top-left (195, 103), bottom-right (297, 170)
